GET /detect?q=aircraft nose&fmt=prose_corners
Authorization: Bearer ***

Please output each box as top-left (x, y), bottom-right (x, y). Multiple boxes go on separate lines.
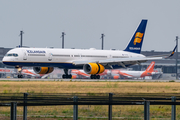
top-left (2, 56), bottom-right (5, 61)
top-left (2, 56), bottom-right (7, 64)
top-left (2, 56), bottom-right (10, 65)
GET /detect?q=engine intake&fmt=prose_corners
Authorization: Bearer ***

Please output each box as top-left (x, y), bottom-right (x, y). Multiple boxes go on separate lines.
top-left (83, 63), bottom-right (105, 74)
top-left (33, 67), bottom-right (54, 74)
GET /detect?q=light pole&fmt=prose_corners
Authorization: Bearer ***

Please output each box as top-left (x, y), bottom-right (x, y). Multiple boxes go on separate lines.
top-left (101, 34), bottom-right (105, 50)
top-left (176, 36), bottom-right (179, 79)
top-left (61, 32), bottom-right (65, 49)
top-left (19, 31), bottom-right (24, 47)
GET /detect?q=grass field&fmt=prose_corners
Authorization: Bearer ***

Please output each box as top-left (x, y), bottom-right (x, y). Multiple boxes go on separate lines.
top-left (1, 80), bottom-right (180, 93)
top-left (0, 80), bottom-right (180, 120)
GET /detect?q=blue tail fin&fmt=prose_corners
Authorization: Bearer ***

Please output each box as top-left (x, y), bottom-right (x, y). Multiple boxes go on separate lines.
top-left (124, 19), bottom-right (147, 54)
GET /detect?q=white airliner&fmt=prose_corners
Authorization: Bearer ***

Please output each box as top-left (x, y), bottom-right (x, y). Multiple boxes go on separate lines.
top-left (2, 20), bottom-right (176, 79)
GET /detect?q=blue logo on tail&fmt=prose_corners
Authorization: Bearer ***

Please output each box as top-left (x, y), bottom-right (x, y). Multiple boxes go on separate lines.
top-left (124, 19), bottom-right (147, 54)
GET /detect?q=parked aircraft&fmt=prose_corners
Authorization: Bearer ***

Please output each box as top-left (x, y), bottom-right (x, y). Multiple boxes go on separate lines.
top-left (21, 69), bottom-right (43, 78)
top-left (71, 69), bottom-right (116, 79)
top-left (0, 68), bottom-right (16, 78)
top-left (0, 68), bottom-right (15, 74)
top-left (21, 68), bottom-right (63, 78)
top-left (117, 61), bottom-right (159, 79)
top-left (2, 19), bottom-right (176, 79)
top-left (71, 69), bottom-right (90, 79)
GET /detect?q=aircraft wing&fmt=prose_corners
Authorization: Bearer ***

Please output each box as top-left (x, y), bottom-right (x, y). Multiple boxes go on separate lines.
top-left (73, 56), bottom-right (162, 66)
top-left (99, 56), bottom-right (163, 65)
top-left (73, 45), bottom-right (177, 68)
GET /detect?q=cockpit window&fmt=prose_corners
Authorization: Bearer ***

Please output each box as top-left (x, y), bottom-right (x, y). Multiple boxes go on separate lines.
top-left (7, 54), bottom-right (12, 56)
top-left (5, 53), bottom-right (18, 57)
top-left (13, 54), bottom-right (18, 57)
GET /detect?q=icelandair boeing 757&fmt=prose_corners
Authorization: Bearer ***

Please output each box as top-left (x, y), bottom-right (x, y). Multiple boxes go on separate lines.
top-left (2, 20), bottom-right (176, 79)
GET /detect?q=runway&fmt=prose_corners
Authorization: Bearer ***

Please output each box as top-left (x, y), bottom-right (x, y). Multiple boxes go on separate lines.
top-left (0, 78), bottom-right (179, 82)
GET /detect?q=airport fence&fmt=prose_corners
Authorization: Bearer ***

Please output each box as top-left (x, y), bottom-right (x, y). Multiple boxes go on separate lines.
top-left (0, 93), bottom-right (180, 120)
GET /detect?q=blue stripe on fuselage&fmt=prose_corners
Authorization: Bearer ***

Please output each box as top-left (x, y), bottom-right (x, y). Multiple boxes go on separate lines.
top-left (3, 61), bottom-right (134, 69)
top-left (3, 61), bottom-right (83, 69)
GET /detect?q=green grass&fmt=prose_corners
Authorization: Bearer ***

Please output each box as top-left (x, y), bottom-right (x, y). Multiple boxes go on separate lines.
top-left (0, 81), bottom-right (180, 119)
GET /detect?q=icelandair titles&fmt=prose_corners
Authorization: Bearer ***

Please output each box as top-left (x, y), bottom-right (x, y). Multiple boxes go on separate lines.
top-left (26, 50), bottom-right (46, 53)
top-left (129, 47), bottom-right (140, 50)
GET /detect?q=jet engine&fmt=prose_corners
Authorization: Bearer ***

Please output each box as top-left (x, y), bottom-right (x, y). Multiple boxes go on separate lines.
top-left (113, 76), bottom-right (119, 79)
top-left (72, 75), bottom-right (77, 79)
top-left (33, 67), bottom-right (54, 74)
top-left (83, 63), bottom-right (105, 74)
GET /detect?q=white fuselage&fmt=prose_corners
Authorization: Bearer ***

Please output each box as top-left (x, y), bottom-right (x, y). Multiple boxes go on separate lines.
top-left (2, 48), bottom-right (145, 69)
top-left (119, 71), bottom-right (145, 78)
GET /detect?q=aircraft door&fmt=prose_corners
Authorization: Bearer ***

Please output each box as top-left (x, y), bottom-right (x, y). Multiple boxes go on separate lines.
top-left (48, 51), bottom-right (52, 61)
top-left (23, 50), bottom-right (27, 60)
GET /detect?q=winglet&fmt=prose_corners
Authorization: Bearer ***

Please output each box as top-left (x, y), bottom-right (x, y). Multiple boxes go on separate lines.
top-left (167, 45), bottom-right (177, 58)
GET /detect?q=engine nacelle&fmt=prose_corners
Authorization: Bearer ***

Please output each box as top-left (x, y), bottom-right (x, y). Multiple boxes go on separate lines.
top-left (113, 76), bottom-right (119, 79)
top-left (72, 75), bottom-right (77, 79)
top-left (83, 63), bottom-right (105, 74)
top-left (33, 67), bottom-right (54, 74)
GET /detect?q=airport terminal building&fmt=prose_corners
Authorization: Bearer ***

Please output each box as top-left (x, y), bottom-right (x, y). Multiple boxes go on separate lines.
top-left (0, 47), bottom-right (179, 79)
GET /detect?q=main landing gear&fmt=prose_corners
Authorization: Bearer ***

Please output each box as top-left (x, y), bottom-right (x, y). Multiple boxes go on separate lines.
top-left (90, 75), bottom-right (100, 79)
top-left (62, 69), bottom-right (72, 79)
top-left (16, 67), bottom-right (23, 78)
top-left (17, 74), bottom-right (23, 78)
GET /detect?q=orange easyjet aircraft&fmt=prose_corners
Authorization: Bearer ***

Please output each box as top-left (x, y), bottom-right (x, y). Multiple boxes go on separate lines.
top-left (117, 61), bottom-right (157, 78)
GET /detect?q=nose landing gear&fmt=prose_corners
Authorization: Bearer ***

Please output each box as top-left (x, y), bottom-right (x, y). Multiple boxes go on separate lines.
top-left (17, 74), bottom-right (23, 78)
top-left (17, 67), bottom-right (23, 78)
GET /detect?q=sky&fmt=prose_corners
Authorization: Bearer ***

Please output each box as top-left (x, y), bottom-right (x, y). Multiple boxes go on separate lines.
top-left (0, 0), bottom-right (180, 51)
